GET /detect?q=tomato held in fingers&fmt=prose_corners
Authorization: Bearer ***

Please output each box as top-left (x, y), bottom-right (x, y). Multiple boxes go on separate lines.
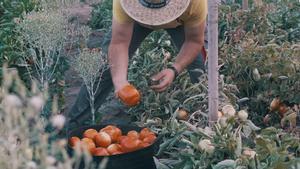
top-left (117, 84), bottom-right (141, 107)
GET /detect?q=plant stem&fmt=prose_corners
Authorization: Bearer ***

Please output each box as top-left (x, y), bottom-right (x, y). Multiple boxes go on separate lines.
top-left (90, 96), bottom-right (95, 124)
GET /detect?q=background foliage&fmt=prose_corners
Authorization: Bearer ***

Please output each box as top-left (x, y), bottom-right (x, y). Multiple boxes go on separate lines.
top-left (0, 0), bottom-right (299, 168)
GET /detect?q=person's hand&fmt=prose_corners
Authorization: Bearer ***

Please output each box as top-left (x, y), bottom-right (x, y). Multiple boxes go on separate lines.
top-left (114, 81), bottom-right (130, 98)
top-left (116, 83), bottom-right (141, 107)
top-left (150, 68), bottom-right (175, 92)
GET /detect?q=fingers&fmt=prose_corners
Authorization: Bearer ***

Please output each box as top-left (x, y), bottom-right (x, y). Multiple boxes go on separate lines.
top-left (150, 69), bottom-right (175, 92)
top-left (114, 81), bottom-right (130, 98)
top-left (151, 77), bottom-right (170, 92)
top-left (150, 71), bottom-right (164, 81)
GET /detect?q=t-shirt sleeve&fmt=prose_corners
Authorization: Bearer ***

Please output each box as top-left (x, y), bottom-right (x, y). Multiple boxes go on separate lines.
top-left (184, 0), bottom-right (207, 27)
top-left (113, 0), bottom-right (133, 24)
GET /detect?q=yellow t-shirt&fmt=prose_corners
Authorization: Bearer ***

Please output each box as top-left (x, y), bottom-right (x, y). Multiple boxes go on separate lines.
top-left (113, 0), bottom-right (207, 29)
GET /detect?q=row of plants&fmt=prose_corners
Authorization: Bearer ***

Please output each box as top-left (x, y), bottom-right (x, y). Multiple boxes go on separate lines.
top-left (89, 0), bottom-right (300, 168)
top-left (0, 0), bottom-right (298, 168)
top-left (0, 0), bottom-right (78, 119)
top-left (155, 105), bottom-right (300, 169)
top-left (0, 64), bottom-right (108, 169)
top-left (0, 0), bottom-right (37, 63)
top-left (89, 0), bottom-right (299, 126)
top-left (219, 0), bottom-right (300, 126)
top-left (0, 0), bottom-right (108, 168)
top-left (0, 0), bottom-right (37, 81)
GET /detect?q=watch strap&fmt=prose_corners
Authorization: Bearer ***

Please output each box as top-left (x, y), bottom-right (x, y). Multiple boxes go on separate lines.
top-left (167, 65), bottom-right (179, 79)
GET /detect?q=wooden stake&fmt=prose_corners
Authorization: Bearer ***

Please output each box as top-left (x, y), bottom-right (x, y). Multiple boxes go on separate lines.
top-left (208, 0), bottom-right (219, 123)
top-left (242, 0), bottom-right (249, 10)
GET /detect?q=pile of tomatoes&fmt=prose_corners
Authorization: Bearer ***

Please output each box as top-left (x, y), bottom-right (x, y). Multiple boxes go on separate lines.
top-left (68, 125), bottom-right (157, 156)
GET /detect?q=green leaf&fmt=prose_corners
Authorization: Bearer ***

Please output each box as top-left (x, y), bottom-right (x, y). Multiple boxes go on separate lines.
top-left (255, 137), bottom-right (268, 147)
top-left (242, 125), bottom-right (252, 137)
top-left (260, 127), bottom-right (278, 136)
top-left (213, 159), bottom-right (236, 169)
top-left (153, 157), bottom-right (171, 169)
top-left (246, 120), bottom-right (261, 131)
top-left (235, 131), bottom-right (242, 157)
top-left (190, 134), bottom-right (198, 145)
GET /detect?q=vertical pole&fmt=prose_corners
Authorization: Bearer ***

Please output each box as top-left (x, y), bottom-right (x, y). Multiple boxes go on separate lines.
top-left (208, 0), bottom-right (219, 123)
top-left (242, 0), bottom-right (249, 10)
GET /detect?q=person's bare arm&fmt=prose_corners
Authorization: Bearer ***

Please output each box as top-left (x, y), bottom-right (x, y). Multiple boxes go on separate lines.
top-left (108, 18), bottom-right (134, 92)
top-left (151, 21), bottom-right (206, 92)
top-left (173, 21), bottom-right (206, 73)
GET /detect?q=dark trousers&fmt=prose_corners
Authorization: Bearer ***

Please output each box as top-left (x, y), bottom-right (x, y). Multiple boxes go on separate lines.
top-left (66, 23), bottom-right (206, 131)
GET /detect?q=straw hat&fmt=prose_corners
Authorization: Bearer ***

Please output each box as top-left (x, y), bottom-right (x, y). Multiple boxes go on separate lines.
top-left (120, 0), bottom-right (191, 26)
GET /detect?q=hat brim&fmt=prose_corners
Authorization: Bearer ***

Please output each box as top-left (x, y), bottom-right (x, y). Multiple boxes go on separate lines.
top-left (120, 0), bottom-right (191, 26)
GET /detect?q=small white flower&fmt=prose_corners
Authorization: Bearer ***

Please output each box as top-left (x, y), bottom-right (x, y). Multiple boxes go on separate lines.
top-left (204, 127), bottom-right (215, 136)
top-left (28, 96), bottom-right (45, 112)
top-left (238, 110), bottom-right (249, 121)
top-left (2, 94), bottom-right (22, 111)
top-left (222, 105), bottom-right (236, 117)
top-left (46, 156), bottom-right (56, 165)
top-left (218, 111), bottom-right (223, 119)
top-left (218, 117), bottom-right (228, 128)
top-left (24, 148), bottom-right (33, 160)
top-left (51, 115), bottom-right (66, 130)
top-left (164, 40), bottom-right (171, 46)
top-left (243, 149), bottom-right (256, 159)
top-left (46, 167), bottom-right (57, 169)
top-left (57, 139), bottom-right (67, 147)
top-left (205, 145), bottom-right (215, 154)
top-left (278, 76), bottom-right (288, 80)
top-left (198, 139), bottom-right (215, 154)
top-left (51, 114), bottom-right (66, 129)
top-left (26, 161), bottom-right (37, 169)
top-left (13, 17), bottom-right (21, 24)
top-left (252, 68), bottom-right (261, 81)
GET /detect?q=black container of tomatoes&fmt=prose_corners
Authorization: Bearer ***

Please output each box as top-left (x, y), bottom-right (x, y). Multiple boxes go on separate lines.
top-left (67, 125), bottom-right (160, 169)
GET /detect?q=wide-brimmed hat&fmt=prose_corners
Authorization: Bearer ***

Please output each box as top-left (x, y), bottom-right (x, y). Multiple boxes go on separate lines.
top-left (120, 0), bottom-right (191, 26)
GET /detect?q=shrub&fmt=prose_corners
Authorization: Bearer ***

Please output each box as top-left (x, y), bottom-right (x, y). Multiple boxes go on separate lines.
top-left (0, 0), bottom-right (37, 66)
top-left (89, 0), bottom-right (112, 31)
top-left (0, 65), bottom-right (71, 168)
top-left (218, 1), bottom-right (300, 125)
top-left (156, 106), bottom-right (300, 169)
top-left (73, 47), bottom-right (107, 124)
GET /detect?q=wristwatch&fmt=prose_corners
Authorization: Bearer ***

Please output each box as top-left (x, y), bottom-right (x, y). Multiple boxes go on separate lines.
top-left (167, 65), bottom-right (179, 79)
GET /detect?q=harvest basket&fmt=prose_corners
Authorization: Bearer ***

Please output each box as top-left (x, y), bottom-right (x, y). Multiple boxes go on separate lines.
top-left (67, 124), bottom-right (160, 169)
